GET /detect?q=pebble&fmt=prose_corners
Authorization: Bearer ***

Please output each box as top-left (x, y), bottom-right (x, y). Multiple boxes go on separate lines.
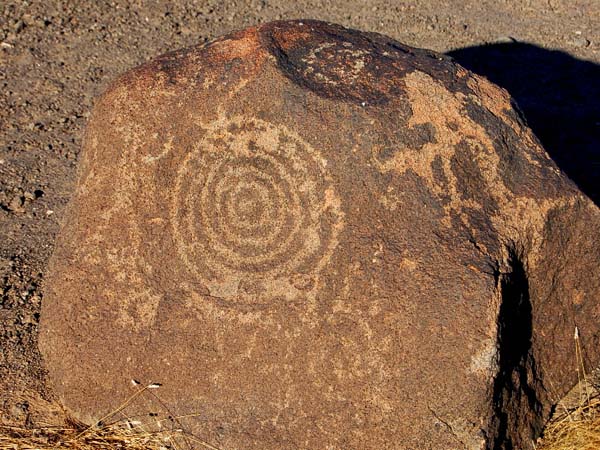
top-left (570, 36), bottom-right (590, 48)
top-left (495, 36), bottom-right (518, 44)
top-left (9, 402), bottom-right (28, 422)
top-left (7, 195), bottom-right (25, 213)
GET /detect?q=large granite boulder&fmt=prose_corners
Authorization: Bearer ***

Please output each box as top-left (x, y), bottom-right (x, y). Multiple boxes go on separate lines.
top-left (39, 20), bottom-right (600, 449)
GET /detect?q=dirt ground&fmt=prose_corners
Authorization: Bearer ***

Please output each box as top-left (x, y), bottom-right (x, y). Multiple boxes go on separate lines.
top-left (1, 0), bottom-right (599, 435)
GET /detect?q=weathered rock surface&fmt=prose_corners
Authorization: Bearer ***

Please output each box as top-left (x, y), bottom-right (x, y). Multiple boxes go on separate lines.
top-left (39, 20), bottom-right (600, 449)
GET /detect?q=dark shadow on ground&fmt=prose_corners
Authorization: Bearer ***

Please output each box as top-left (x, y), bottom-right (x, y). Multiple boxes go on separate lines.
top-left (448, 43), bottom-right (600, 205)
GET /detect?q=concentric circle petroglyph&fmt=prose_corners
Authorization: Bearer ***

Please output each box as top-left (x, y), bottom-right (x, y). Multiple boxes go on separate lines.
top-left (170, 116), bottom-right (344, 292)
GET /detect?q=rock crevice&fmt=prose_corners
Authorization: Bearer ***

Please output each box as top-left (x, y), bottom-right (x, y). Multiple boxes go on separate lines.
top-left (489, 248), bottom-right (545, 449)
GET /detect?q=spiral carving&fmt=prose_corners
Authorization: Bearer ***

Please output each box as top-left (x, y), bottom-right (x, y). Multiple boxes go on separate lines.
top-left (171, 117), bottom-right (343, 288)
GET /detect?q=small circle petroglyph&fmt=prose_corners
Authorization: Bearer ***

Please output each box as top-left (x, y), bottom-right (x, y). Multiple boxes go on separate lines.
top-left (171, 116), bottom-right (343, 288)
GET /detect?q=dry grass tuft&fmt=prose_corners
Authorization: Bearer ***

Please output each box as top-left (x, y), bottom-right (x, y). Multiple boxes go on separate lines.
top-left (0, 384), bottom-right (219, 450)
top-left (536, 327), bottom-right (600, 450)
top-left (1, 418), bottom-right (180, 449)
top-left (2, 331), bottom-right (598, 449)
top-left (537, 396), bottom-right (600, 450)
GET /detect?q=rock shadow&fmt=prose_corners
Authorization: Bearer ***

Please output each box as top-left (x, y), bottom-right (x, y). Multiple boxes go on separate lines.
top-left (448, 42), bottom-right (600, 205)
top-left (489, 250), bottom-right (543, 449)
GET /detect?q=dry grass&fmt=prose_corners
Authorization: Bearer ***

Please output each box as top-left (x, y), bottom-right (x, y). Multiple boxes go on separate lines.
top-left (536, 327), bottom-right (600, 450)
top-left (1, 418), bottom-right (180, 449)
top-left (0, 384), bottom-right (219, 450)
top-left (537, 396), bottom-right (600, 450)
top-left (1, 332), bottom-right (598, 449)
top-left (4, 392), bottom-right (599, 450)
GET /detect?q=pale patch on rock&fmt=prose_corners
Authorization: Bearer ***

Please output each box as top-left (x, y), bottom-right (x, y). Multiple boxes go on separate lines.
top-left (469, 338), bottom-right (498, 377)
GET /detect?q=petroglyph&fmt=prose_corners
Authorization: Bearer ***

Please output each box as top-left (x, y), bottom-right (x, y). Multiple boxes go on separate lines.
top-left (170, 116), bottom-right (344, 298)
top-left (373, 70), bottom-right (578, 259)
top-left (300, 42), bottom-right (370, 84)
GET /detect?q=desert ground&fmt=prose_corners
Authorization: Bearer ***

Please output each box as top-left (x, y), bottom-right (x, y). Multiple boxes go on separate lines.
top-left (1, 0), bottom-right (599, 444)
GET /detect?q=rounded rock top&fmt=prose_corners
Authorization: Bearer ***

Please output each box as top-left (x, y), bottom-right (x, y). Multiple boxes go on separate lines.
top-left (40, 20), bottom-right (600, 450)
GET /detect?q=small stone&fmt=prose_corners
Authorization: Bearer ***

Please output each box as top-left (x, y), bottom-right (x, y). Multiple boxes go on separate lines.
top-left (569, 36), bottom-right (590, 47)
top-left (494, 36), bottom-right (518, 44)
top-left (4, 32), bottom-right (17, 43)
top-left (9, 402), bottom-right (28, 422)
top-left (12, 20), bottom-right (25, 33)
top-left (494, 35), bottom-right (518, 44)
top-left (7, 195), bottom-right (24, 213)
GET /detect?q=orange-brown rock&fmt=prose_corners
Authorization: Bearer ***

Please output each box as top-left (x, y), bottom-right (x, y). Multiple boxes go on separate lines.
top-left (39, 20), bottom-right (600, 449)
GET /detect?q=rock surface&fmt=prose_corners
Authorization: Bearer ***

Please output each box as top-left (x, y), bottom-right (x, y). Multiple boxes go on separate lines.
top-left (39, 20), bottom-right (600, 449)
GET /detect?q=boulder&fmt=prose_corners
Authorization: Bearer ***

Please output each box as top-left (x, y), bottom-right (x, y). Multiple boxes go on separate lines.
top-left (39, 20), bottom-right (600, 449)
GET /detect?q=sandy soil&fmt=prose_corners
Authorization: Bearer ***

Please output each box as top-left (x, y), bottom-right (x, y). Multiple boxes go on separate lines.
top-left (1, 0), bottom-right (598, 432)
